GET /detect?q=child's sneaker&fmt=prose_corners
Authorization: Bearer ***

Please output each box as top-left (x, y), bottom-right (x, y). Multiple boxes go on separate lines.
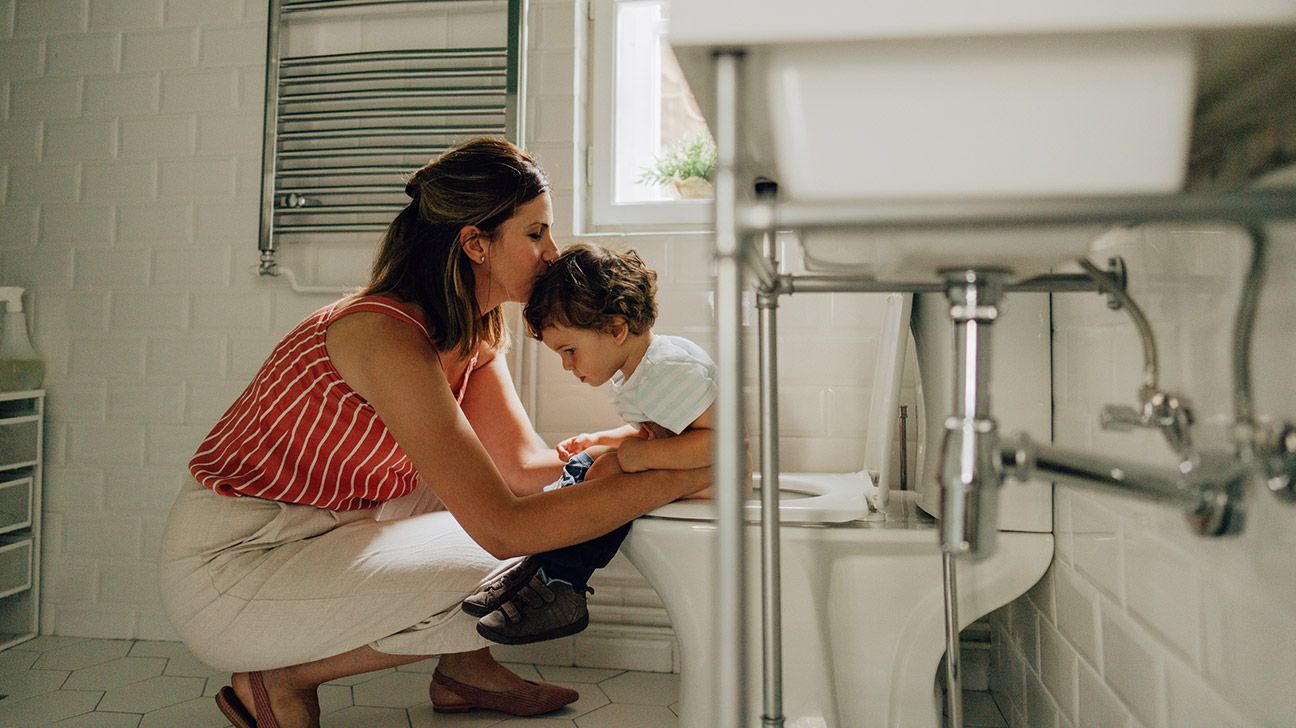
top-left (475, 572), bottom-right (592, 645)
top-left (461, 557), bottom-right (543, 618)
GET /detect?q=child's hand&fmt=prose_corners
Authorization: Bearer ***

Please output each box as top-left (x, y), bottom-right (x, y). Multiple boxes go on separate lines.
top-left (557, 433), bottom-right (596, 460)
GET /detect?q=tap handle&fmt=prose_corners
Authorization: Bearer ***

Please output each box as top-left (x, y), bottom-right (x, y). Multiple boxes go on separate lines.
top-left (1101, 404), bottom-right (1145, 431)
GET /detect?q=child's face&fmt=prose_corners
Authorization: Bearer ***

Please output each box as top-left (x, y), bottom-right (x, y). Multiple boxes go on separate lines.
top-left (540, 322), bottom-right (627, 387)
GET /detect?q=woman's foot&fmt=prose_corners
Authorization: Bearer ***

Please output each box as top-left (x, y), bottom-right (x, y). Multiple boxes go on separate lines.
top-left (230, 669), bottom-right (320, 728)
top-left (430, 648), bottom-right (577, 715)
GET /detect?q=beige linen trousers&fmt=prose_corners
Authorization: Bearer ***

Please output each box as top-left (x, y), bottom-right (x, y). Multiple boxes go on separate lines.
top-left (158, 480), bottom-right (502, 672)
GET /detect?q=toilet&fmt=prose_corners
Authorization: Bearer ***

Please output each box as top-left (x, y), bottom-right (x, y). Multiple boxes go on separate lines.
top-left (623, 292), bottom-right (1054, 728)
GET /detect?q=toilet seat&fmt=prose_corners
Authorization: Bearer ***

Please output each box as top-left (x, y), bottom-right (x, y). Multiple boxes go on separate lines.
top-left (641, 471), bottom-right (875, 524)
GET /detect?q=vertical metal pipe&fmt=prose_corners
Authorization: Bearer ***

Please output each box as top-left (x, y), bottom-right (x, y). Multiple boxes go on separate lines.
top-left (712, 49), bottom-right (748, 728)
top-left (899, 405), bottom-right (909, 490)
top-left (505, 0), bottom-right (528, 145)
top-left (257, 0), bottom-right (285, 268)
top-left (757, 199), bottom-right (784, 728)
top-left (942, 552), bottom-right (963, 728)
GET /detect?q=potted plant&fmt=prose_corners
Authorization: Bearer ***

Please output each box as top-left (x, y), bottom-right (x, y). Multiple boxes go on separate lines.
top-left (639, 132), bottom-right (717, 199)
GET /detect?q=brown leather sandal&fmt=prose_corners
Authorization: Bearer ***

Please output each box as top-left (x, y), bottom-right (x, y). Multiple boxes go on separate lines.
top-left (430, 668), bottom-right (578, 716)
top-left (215, 671), bottom-right (279, 728)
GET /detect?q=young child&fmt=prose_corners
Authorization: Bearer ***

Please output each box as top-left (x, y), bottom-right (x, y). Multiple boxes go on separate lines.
top-left (463, 242), bottom-right (717, 645)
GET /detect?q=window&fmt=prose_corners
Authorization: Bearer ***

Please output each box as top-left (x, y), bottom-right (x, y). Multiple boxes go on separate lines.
top-left (583, 0), bottom-right (713, 233)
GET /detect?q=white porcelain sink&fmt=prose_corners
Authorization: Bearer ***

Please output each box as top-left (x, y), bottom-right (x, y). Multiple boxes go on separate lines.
top-left (669, 0), bottom-right (1296, 277)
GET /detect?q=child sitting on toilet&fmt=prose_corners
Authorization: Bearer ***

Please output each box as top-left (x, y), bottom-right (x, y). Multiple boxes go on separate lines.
top-left (462, 242), bottom-right (717, 645)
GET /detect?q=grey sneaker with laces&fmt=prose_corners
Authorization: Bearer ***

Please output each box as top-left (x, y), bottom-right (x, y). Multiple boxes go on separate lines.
top-left (461, 556), bottom-right (543, 618)
top-left (475, 573), bottom-right (592, 645)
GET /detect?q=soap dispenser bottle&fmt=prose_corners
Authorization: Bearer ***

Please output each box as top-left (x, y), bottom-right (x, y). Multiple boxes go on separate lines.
top-left (0, 287), bottom-right (44, 391)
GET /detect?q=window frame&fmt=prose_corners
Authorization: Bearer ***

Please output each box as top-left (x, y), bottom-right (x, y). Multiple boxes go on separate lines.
top-left (579, 0), bottom-right (712, 235)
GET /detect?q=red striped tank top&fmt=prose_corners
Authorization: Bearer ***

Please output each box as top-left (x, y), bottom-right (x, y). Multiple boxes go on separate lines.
top-left (188, 295), bottom-right (478, 510)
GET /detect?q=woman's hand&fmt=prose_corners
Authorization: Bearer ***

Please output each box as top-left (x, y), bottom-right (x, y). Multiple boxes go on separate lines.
top-left (556, 433), bottom-right (597, 460)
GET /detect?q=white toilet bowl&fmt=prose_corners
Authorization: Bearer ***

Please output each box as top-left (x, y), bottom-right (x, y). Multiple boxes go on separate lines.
top-left (624, 485), bottom-right (1051, 728)
top-left (622, 291), bottom-right (1056, 728)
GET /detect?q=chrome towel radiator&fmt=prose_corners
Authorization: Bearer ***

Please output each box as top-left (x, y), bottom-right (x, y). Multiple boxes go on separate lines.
top-left (256, 0), bottom-right (527, 278)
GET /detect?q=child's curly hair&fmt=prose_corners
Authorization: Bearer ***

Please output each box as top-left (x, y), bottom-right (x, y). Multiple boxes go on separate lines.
top-left (525, 242), bottom-right (658, 338)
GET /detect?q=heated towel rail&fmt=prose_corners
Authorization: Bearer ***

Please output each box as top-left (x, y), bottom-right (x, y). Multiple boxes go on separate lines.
top-left (257, 0), bottom-right (526, 277)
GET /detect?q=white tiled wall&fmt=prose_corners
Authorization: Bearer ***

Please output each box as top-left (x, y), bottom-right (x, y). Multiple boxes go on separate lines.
top-left (990, 222), bottom-right (1296, 728)
top-left (0, 0), bottom-right (913, 656)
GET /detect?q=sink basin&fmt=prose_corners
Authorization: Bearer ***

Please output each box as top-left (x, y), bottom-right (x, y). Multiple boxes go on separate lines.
top-left (669, 1), bottom-right (1296, 276)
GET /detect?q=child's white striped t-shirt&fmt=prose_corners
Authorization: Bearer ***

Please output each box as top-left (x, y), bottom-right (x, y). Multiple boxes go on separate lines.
top-left (609, 334), bottom-right (717, 434)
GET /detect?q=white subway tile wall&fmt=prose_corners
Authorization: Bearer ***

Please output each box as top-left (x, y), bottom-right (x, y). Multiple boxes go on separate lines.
top-left (991, 225), bottom-right (1296, 727)
top-left (4, 2), bottom-right (1292, 725)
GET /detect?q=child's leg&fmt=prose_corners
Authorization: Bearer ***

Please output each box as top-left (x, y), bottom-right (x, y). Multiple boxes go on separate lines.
top-left (535, 451), bottom-right (630, 590)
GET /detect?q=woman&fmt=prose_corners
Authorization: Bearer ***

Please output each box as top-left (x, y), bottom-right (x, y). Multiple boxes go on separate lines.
top-left (159, 138), bottom-right (711, 728)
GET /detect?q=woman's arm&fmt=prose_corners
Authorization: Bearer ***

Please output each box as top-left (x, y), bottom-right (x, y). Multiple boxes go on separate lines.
top-left (328, 314), bottom-right (710, 558)
top-left (458, 352), bottom-right (563, 495)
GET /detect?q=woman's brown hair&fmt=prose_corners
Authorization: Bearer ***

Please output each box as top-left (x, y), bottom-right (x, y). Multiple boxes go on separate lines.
top-left (363, 137), bottom-right (549, 357)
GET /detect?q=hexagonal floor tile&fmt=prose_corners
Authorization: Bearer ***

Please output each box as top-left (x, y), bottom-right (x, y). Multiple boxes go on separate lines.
top-left (53, 710), bottom-right (144, 727)
top-left (0, 648), bottom-right (39, 675)
top-left (319, 683), bottom-right (355, 715)
top-left (97, 675), bottom-right (206, 713)
top-left (0, 668), bottom-right (72, 701)
top-left (596, 672), bottom-right (678, 706)
top-left (495, 718), bottom-right (577, 727)
top-left (13, 636), bottom-right (88, 653)
top-left (64, 656), bottom-right (167, 691)
top-left (0, 689), bottom-right (103, 726)
top-left (138, 695), bottom-right (232, 728)
top-left (324, 667), bottom-right (394, 686)
top-left (573, 703), bottom-right (678, 728)
top-left (322, 705), bottom-right (412, 727)
top-left (536, 666), bottom-right (624, 684)
top-left (352, 670), bottom-right (430, 708)
top-left (33, 640), bottom-right (134, 672)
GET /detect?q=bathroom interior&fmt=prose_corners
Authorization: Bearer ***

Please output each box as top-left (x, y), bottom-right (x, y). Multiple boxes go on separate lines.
top-left (0, 0), bottom-right (1295, 727)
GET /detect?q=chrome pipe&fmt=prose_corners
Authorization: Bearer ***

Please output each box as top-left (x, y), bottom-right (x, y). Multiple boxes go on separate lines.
top-left (778, 273), bottom-right (1105, 296)
top-left (281, 106), bottom-right (505, 121)
top-left (280, 87), bottom-right (505, 103)
top-left (276, 185), bottom-right (401, 195)
top-left (276, 204), bottom-right (404, 214)
top-left (738, 189), bottom-right (1296, 233)
top-left (279, 124), bottom-right (505, 140)
top-left (280, 47), bottom-right (506, 66)
top-left (283, 0), bottom-right (458, 12)
top-left (937, 270), bottom-right (1006, 556)
top-left (1232, 226), bottom-right (1266, 429)
top-left (757, 202), bottom-right (784, 728)
top-left (276, 145), bottom-right (460, 158)
top-left (257, 0), bottom-right (285, 260)
top-left (712, 49), bottom-right (748, 728)
top-left (279, 67), bottom-right (505, 85)
top-left (942, 552), bottom-right (963, 728)
top-left (505, 0), bottom-right (527, 145)
top-left (899, 405), bottom-right (909, 490)
top-left (1079, 258), bottom-right (1158, 391)
top-left (275, 224), bottom-right (390, 233)
top-left (1001, 435), bottom-right (1246, 536)
top-left (277, 165), bottom-right (428, 177)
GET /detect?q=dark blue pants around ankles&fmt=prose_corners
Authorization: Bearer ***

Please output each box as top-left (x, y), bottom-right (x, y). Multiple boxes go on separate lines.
top-left (536, 451), bottom-right (633, 591)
